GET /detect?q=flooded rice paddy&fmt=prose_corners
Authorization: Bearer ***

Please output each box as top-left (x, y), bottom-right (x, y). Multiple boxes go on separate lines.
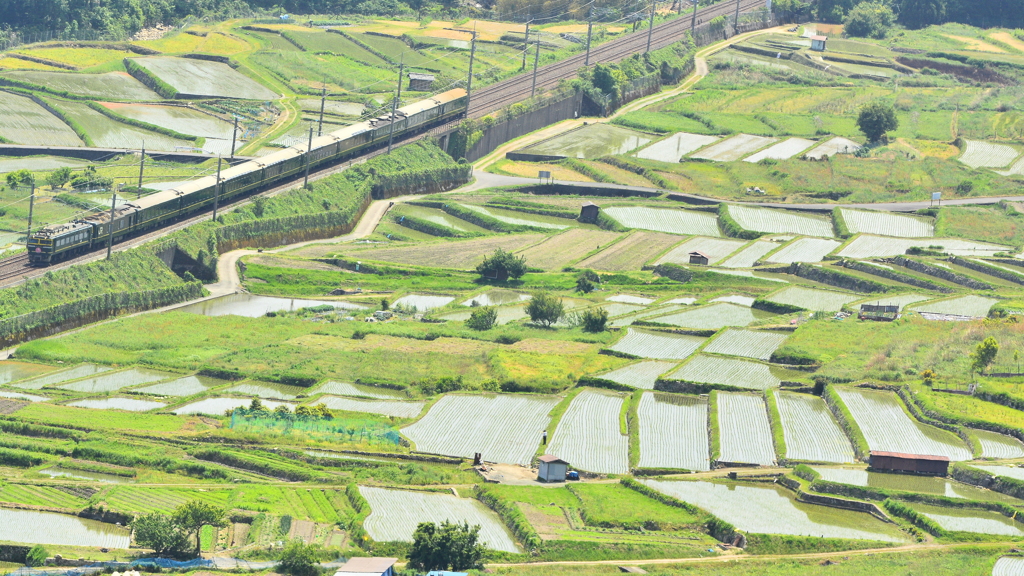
top-left (0, 508), bottom-right (130, 548)
top-left (813, 467), bottom-right (1021, 503)
top-left (10, 364), bottom-right (110, 389)
top-left (67, 397), bottom-right (167, 411)
top-left (58, 368), bottom-right (178, 393)
top-left (179, 294), bottom-right (366, 317)
top-left (134, 374), bottom-right (229, 396)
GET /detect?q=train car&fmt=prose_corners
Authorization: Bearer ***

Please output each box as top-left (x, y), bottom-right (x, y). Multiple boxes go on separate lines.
top-left (26, 88), bottom-right (469, 266)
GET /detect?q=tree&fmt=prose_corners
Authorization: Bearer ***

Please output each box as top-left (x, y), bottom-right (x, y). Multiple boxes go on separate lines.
top-left (274, 404), bottom-right (292, 416)
top-left (132, 513), bottom-right (190, 556)
top-left (843, 1), bottom-right (894, 38)
top-left (476, 248), bottom-right (527, 281)
top-left (6, 169), bottom-right (34, 190)
top-left (25, 545), bottom-right (47, 567)
top-left (526, 292), bottom-right (564, 327)
top-left (381, 298), bottom-right (389, 311)
top-left (172, 500), bottom-right (226, 557)
top-left (899, 0), bottom-right (946, 28)
top-left (466, 306), bottom-right (498, 330)
top-left (277, 539), bottom-right (322, 576)
top-left (407, 521), bottom-right (485, 572)
top-left (45, 167), bottom-right (73, 190)
top-left (856, 102), bottom-right (899, 143)
top-left (575, 269), bottom-right (598, 294)
top-left (920, 369), bottom-right (937, 386)
top-left (295, 405), bottom-right (314, 417)
top-left (580, 307), bottom-right (609, 333)
top-left (312, 403), bottom-right (333, 419)
top-left (249, 398), bottom-right (265, 413)
top-left (972, 336), bottom-right (999, 375)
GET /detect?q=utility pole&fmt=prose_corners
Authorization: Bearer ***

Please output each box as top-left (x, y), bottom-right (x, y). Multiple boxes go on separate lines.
top-left (105, 190), bottom-right (116, 260)
top-left (647, 0), bottom-right (656, 53)
top-left (734, 0), bottom-right (741, 33)
top-left (584, 6), bottom-right (593, 66)
top-left (303, 124), bottom-right (314, 189)
top-left (213, 155), bottom-right (222, 222)
top-left (531, 35), bottom-right (541, 97)
top-left (521, 15), bottom-right (531, 71)
top-left (691, 0), bottom-right (698, 35)
top-left (466, 27), bottom-right (477, 112)
top-left (387, 58), bottom-right (405, 154)
top-left (317, 81), bottom-right (326, 136)
top-left (136, 142), bottom-right (145, 199)
top-left (25, 182), bottom-right (34, 246)
top-left (230, 116), bottom-right (239, 159)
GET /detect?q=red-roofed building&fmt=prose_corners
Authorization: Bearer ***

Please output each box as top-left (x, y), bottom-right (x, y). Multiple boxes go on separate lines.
top-left (868, 451), bottom-right (949, 476)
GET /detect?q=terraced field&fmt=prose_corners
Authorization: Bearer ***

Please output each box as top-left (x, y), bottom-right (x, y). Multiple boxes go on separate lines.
top-left (402, 394), bottom-right (558, 465)
top-left (649, 303), bottom-right (760, 330)
top-left (128, 57), bottom-right (277, 100)
top-left (717, 392), bottom-right (776, 465)
top-left (515, 229), bottom-right (622, 270)
top-left (702, 329), bottom-right (788, 360)
top-left (853, 293), bottom-right (931, 312)
top-left (607, 328), bottom-right (705, 360)
top-left (670, 355), bottom-right (781, 390)
top-left (728, 205), bottom-right (834, 237)
top-left (604, 206), bottom-right (721, 236)
top-left (909, 295), bottom-right (1000, 318)
top-left (635, 132), bottom-right (718, 162)
top-left (575, 231), bottom-right (684, 271)
top-left (691, 134), bottom-right (777, 161)
top-left (836, 235), bottom-right (1009, 259)
top-left (316, 396), bottom-right (425, 418)
top-left (835, 387), bottom-right (972, 461)
top-left (804, 137), bottom-right (861, 159)
top-left (766, 286), bottom-right (860, 312)
top-left (764, 237), bottom-right (841, 264)
top-left (0, 484), bottom-right (87, 509)
top-left (595, 360), bottom-right (678, 389)
top-left (973, 429), bottom-right (1024, 459)
top-left (775, 392), bottom-right (855, 463)
top-left (10, 364), bottom-right (111, 389)
top-left (838, 208), bottom-right (934, 238)
top-left (4, 71), bottom-right (160, 100)
top-left (0, 91), bottom-right (83, 146)
top-left (719, 241), bottom-right (778, 268)
top-left (656, 237), bottom-right (746, 266)
top-left (546, 389), bottom-right (628, 474)
top-left (340, 234), bottom-right (546, 268)
top-left (742, 137), bottom-right (816, 162)
top-left (959, 139), bottom-right (1019, 169)
top-left (638, 392), bottom-right (710, 471)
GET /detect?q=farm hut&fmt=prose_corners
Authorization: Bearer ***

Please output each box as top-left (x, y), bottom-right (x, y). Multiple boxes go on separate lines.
top-left (859, 303), bottom-right (900, 321)
top-left (811, 35), bottom-right (827, 51)
top-left (537, 454), bottom-right (569, 482)
top-left (334, 557), bottom-right (397, 576)
top-left (688, 251), bottom-right (710, 265)
top-left (426, 572), bottom-right (469, 576)
top-left (409, 73), bottom-right (435, 91)
top-left (868, 451), bottom-right (949, 476)
top-left (579, 201), bottom-right (600, 223)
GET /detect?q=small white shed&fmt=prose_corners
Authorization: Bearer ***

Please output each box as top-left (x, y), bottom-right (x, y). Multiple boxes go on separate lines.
top-left (811, 35), bottom-right (827, 51)
top-left (537, 455), bottom-right (569, 482)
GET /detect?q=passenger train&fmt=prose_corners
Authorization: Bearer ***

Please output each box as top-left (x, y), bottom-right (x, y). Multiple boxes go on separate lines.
top-left (27, 88), bottom-right (468, 265)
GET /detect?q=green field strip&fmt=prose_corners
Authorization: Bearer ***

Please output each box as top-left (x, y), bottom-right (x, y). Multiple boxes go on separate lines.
top-left (642, 233), bottom-right (691, 268)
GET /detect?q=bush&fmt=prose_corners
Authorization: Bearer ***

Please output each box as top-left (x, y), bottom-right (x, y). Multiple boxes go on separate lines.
top-left (25, 545), bottom-right (47, 567)
top-left (476, 248), bottom-right (527, 280)
top-left (465, 306), bottom-right (497, 331)
top-left (277, 539), bottom-right (322, 576)
top-left (843, 1), bottom-right (895, 38)
top-left (580, 307), bottom-right (609, 333)
top-left (525, 292), bottom-right (564, 327)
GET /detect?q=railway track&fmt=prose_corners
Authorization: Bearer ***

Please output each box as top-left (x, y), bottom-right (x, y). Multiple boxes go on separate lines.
top-left (0, 2), bottom-right (767, 285)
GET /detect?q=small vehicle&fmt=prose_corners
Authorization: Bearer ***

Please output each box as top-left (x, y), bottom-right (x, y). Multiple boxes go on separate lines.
top-left (566, 470), bottom-right (580, 481)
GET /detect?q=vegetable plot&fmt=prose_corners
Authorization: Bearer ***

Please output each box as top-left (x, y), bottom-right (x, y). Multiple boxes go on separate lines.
top-left (515, 229), bottom-right (622, 270)
top-left (775, 392), bottom-right (855, 463)
top-left (838, 208), bottom-right (934, 238)
top-left (360, 486), bottom-right (519, 552)
top-left (994, 557), bottom-right (1024, 576)
top-left (764, 237), bottom-right (841, 264)
top-left (608, 328), bottom-right (705, 360)
top-left (597, 360), bottom-right (678, 389)
top-left (909, 295), bottom-right (999, 318)
top-left (804, 137), bottom-right (861, 160)
top-left (656, 237), bottom-right (747, 266)
top-left (959, 140), bottom-right (1020, 169)
top-left (402, 394), bottom-right (559, 465)
top-left (703, 329), bottom-right (788, 360)
top-left (728, 205), bottom-right (834, 237)
top-left (604, 206), bottom-right (721, 237)
top-left (835, 387), bottom-right (972, 461)
top-left (635, 132), bottom-right (719, 162)
top-left (638, 392), bottom-right (710, 471)
top-left (717, 392), bottom-right (776, 465)
top-left (546, 389), bottom-right (629, 474)
top-left (670, 355), bottom-right (780, 390)
top-left (576, 231), bottom-right (684, 271)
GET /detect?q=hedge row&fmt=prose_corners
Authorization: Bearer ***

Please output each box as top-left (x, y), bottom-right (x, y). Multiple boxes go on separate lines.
top-left (788, 263), bottom-right (890, 294)
top-left (85, 101), bottom-right (199, 142)
top-left (475, 485), bottom-right (542, 550)
top-left (751, 298), bottom-right (804, 314)
top-left (841, 260), bottom-right (952, 293)
top-left (599, 157), bottom-right (674, 191)
top-left (22, 93), bottom-right (95, 147)
top-left (486, 198), bottom-right (578, 219)
top-left (124, 59), bottom-right (179, 99)
top-left (0, 419), bottom-right (81, 440)
top-left (191, 448), bottom-right (315, 482)
top-left (763, 389), bottom-right (787, 464)
top-left (410, 201), bottom-right (544, 233)
top-left (394, 214), bottom-right (477, 238)
top-left (0, 447), bottom-right (46, 468)
top-left (893, 256), bottom-right (992, 290)
top-left (832, 208), bottom-right (852, 238)
top-left (881, 499), bottom-right (947, 537)
top-left (560, 159), bottom-right (617, 184)
top-left (952, 256), bottom-right (1024, 287)
top-left (822, 385), bottom-right (868, 459)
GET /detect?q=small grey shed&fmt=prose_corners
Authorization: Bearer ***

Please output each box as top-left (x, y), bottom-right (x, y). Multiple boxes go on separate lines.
top-left (537, 454), bottom-right (569, 482)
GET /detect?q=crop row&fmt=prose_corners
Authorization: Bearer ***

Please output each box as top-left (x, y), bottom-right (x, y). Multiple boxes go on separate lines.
top-left (717, 392), bottom-right (775, 465)
top-left (838, 208), bottom-right (934, 238)
top-left (638, 392), bottom-right (710, 471)
top-left (670, 355), bottom-right (780, 391)
top-left (604, 206), bottom-right (721, 237)
top-left (727, 205), bottom-right (834, 238)
top-left (764, 237), bottom-right (841, 264)
top-left (608, 328), bottom-right (705, 360)
top-left (702, 329), bottom-right (788, 361)
top-left (546, 389), bottom-right (629, 474)
top-left (774, 391), bottom-right (855, 463)
top-left (649, 303), bottom-right (758, 330)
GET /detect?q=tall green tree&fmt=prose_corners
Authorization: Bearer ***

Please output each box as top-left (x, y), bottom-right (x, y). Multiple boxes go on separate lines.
top-left (133, 513), bottom-right (190, 556)
top-left (172, 500), bottom-right (226, 557)
top-left (407, 521), bottom-right (485, 572)
top-left (856, 101), bottom-right (899, 143)
top-left (476, 248), bottom-right (527, 281)
top-left (277, 539), bottom-right (322, 576)
top-left (898, 0), bottom-right (946, 28)
top-left (972, 336), bottom-right (999, 375)
top-left (843, 1), bottom-right (895, 38)
top-left (525, 292), bottom-right (564, 327)
top-left (466, 306), bottom-right (498, 330)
